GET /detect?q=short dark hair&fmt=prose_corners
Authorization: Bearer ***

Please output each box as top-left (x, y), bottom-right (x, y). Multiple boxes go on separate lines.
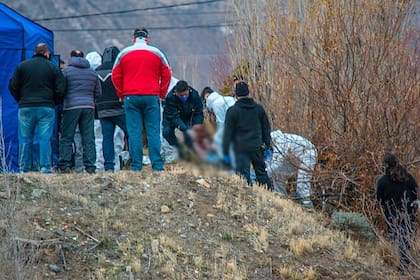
top-left (133, 28), bottom-right (149, 38)
top-left (175, 80), bottom-right (189, 93)
top-left (35, 43), bottom-right (49, 56)
top-left (201, 86), bottom-right (213, 100)
top-left (70, 50), bottom-right (84, 57)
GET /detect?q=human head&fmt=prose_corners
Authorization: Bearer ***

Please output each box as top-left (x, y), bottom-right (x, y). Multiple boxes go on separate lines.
top-left (174, 80), bottom-right (190, 103)
top-left (35, 43), bottom-right (50, 59)
top-left (59, 58), bottom-right (66, 69)
top-left (70, 50), bottom-right (84, 57)
top-left (383, 152), bottom-right (408, 182)
top-left (201, 86), bottom-right (213, 101)
top-left (102, 46), bottom-right (120, 64)
top-left (133, 27), bottom-right (150, 43)
top-left (85, 51), bottom-right (102, 70)
top-left (235, 81), bottom-right (249, 98)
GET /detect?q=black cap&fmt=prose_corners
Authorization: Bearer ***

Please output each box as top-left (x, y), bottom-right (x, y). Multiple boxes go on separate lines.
top-left (235, 82), bottom-right (249, 97)
top-left (133, 28), bottom-right (149, 38)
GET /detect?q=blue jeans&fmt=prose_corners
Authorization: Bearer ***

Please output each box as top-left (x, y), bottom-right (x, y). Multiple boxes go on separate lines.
top-left (18, 107), bottom-right (55, 172)
top-left (124, 95), bottom-right (164, 171)
top-left (100, 115), bottom-right (128, 171)
top-left (59, 108), bottom-right (96, 172)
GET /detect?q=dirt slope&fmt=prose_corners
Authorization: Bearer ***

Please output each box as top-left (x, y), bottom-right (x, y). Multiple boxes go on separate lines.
top-left (0, 162), bottom-right (414, 279)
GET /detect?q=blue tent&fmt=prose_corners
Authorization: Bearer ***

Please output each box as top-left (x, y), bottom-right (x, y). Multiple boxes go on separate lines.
top-left (0, 3), bottom-right (54, 172)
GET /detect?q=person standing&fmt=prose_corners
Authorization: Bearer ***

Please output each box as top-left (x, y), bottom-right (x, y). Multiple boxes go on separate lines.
top-left (9, 43), bottom-right (65, 173)
top-left (112, 27), bottom-right (171, 171)
top-left (163, 80), bottom-right (204, 150)
top-left (58, 50), bottom-right (102, 174)
top-left (222, 82), bottom-right (272, 189)
top-left (201, 86), bottom-right (235, 161)
top-left (376, 152), bottom-right (418, 273)
top-left (96, 46), bottom-right (128, 172)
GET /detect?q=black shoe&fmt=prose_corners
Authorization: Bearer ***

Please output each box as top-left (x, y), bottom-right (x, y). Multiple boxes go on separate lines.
top-left (86, 168), bottom-right (96, 174)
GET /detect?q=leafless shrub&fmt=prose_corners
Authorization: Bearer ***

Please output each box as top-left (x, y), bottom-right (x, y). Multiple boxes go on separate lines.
top-left (228, 0), bottom-right (419, 212)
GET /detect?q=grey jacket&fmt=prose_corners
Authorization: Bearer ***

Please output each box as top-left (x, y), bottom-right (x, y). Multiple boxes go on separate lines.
top-left (62, 57), bottom-right (101, 110)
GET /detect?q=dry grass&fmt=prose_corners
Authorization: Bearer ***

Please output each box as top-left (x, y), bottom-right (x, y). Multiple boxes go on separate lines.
top-left (0, 163), bottom-right (414, 279)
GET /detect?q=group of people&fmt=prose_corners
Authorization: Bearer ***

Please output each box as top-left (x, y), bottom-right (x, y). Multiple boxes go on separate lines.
top-left (7, 26), bottom-right (419, 274)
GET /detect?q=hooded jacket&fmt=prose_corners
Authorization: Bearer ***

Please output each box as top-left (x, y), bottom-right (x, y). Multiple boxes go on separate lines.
top-left (112, 38), bottom-right (171, 99)
top-left (62, 56), bottom-right (102, 110)
top-left (223, 97), bottom-right (271, 154)
top-left (163, 86), bottom-right (203, 131)
top-left (9, 54), bottom-right (66, 108)
top-left (95, 47), bottom-right (124, 118)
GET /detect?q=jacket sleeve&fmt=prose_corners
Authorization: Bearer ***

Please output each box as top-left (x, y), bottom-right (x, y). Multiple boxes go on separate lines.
top-left (165, 96), bottom-right (187, 131)
top-left (111, 60), bottom-right (123, 99)
top-left (191, 91), bottom-right (204, 125)
top-left (260, 106), bottom-right (272, 148)
top-left (53, 67), bottom-right (66, 104)
top-left (8, 67), bottom-right (21, 102)
top-left (159, 64), bottom-right (172, 99)
top-left (94, 77), bottom-right (102, 99)
top-left (222, 108), bottom-right (234, 155)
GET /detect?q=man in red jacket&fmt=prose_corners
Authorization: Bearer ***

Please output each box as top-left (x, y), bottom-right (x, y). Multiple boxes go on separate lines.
top-left (112, 28), bottom-right (171, 171)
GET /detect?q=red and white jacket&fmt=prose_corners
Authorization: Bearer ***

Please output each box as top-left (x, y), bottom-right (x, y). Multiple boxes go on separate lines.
top-left (112, 38), bottom-right (171, 99)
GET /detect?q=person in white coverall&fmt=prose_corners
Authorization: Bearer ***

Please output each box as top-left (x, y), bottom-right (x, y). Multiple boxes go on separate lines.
top-left (201, 87), bottom-right (236, 164)
top-left (265, 130), bottom-right (317, 206)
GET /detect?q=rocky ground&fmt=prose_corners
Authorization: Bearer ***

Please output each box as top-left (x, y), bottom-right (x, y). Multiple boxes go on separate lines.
top-left (0, 162), bottom-right (418, 279)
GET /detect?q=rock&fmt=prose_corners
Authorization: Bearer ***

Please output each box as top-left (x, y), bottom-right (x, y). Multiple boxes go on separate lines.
top-left (196, 178), bottom-right (210, 189)
top-left (47, 264), bottom-right (61, 273)
top-left (151, 239), bottom-right (159, 254)
top-left (161, 205), bottom-right (170, 213)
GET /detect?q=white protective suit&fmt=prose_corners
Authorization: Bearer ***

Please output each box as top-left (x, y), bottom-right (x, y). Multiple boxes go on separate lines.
top-left (205, 91), bottom-right (236, 160)
top-left (266, 130), bottom-right (317, 201)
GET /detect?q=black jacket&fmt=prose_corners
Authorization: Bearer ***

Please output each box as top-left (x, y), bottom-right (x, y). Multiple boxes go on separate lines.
top-left (223, 97), bottom-right (271, 154)
top-left (163, 86), bottom-right (203, 131)
top-left (376, 173), bottom-right (418, 222)
top-left (9, 54), bottom-right (66, 107)
top-left (95, 46), bottom-right (124, 118)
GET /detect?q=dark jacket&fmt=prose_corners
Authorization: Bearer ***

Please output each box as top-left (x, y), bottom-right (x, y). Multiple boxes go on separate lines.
top-left (376, 173), bottom-right (418, 222)
top-left (9, 54), bottom-right (66, 107)
top-left (95, 46), bottom-right (124, 118)
top-left (163, 86), bottom-right (203, 131)
top-left (223, 97), bottom-right (271, 154)
top-left (62, 57), bottom-right (102, 110)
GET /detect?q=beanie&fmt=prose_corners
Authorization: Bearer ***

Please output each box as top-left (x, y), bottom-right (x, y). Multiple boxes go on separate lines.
top-left (133, 28), bottom-right (149, 38)
top-left (235, 82), bottom-right (249, 97)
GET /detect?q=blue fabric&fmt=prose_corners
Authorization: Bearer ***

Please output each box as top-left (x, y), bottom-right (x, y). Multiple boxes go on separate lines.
top-left (18, 107), bottom-right (55, 172)
top-left (0, 3), bottom-right (54, 172)
top-left (124, 95), bottom-right (164, 171)
top-left (100, 115), bottom-right (127, 171)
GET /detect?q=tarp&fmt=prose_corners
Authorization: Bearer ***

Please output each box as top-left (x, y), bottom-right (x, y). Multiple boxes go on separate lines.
top-left (0, 3), bottom-right (54, 172)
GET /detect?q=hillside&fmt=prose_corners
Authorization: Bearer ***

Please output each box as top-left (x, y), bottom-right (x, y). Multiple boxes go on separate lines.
top-left (0, 162), bottom-right (416, 280)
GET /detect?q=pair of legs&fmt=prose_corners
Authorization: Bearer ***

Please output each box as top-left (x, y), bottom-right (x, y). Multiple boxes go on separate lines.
top-left (18, 107), bottom-right (55, 173)
top-left (59, 108), bottom-right (96, 173)
top-left (124, 95), bottom-right (164, 171)
top-left (100, 114), bottom-right (128, 171)
top-left (235, 150), bottom-right (272, 190)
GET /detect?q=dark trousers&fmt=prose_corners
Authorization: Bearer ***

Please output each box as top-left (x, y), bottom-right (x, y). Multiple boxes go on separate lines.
top-left (100, 115), bottom-right (128, 171)
top-left (387, 216), bottom-right (415, 271)
top-left (163, 123), bottom-right (193, 148)
top-left (235, 149), bottom-right (272, 190)
top-left (59, 108), bottom-right (96, 172)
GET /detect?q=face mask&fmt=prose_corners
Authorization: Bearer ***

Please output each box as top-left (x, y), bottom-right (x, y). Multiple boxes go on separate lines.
top-left (177, 95), bottom-right (189, 103)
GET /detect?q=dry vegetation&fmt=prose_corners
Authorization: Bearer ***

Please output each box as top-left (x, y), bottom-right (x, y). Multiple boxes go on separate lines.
top-left (224, 0), bottom-right (419, 213)
top-left (0, 163), bottom-right (418, 279)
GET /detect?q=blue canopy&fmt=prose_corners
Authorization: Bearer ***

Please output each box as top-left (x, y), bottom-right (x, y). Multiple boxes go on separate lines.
top-left (0, 3), bottom-right (54, 172)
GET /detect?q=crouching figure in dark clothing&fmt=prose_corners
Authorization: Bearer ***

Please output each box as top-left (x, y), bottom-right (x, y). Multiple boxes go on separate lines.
top-left (163, 80), bottom-right (204, 150)
top-left (222, 82), bottom-right (272, 190)
top-left (376, 152), bottom-right (418, 273)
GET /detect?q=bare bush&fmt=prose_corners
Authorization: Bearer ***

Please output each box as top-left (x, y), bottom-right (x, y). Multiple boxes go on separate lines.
top-left (227, 0), bottom-right (419, 211)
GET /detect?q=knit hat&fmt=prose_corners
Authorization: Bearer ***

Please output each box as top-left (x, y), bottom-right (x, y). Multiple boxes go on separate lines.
top-left (235, 81), bottom-right (249, 97)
